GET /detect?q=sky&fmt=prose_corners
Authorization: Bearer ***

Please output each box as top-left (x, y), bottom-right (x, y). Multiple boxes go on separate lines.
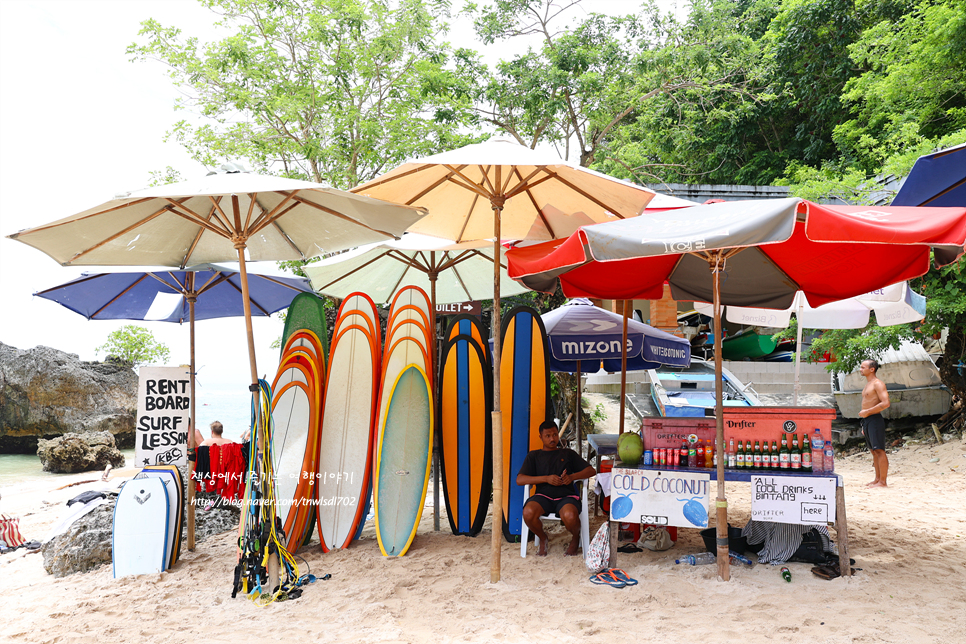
top-left (0, 0), bottom-right (679, 391)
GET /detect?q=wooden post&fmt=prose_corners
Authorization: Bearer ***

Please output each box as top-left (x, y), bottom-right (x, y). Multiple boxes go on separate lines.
top-left (711, 252), bottom-right (731, 582)
top-left (490, 193), bottom-right (505, 584)
top-left (576, 360), bottom-right (582, 455)
top-left (186, 284), bottom-right (197, 551)
top-left (835, 478), bottom-right (851, 577)
top-left (619, 299), bottom-right (630, 434)
top-left (429, 254), bottom-right (440, 532)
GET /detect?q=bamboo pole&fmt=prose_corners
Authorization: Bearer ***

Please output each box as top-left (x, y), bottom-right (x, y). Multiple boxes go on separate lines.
top-left (711, 252), bottom-right (730, 582)
top-left (619, 300), bottom-right (630, 434)
top-left (186, 283), bottom-right (197, 551)
top-left (490, 195), bottom-right (505, 584)
top-left (576, 360), bottom-right (582, 455)
top-left (430, 253), bottom-right (440, 532)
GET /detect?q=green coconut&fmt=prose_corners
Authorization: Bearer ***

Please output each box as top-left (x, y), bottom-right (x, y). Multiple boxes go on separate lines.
top-left (617, 433), bottom-right (644, 466)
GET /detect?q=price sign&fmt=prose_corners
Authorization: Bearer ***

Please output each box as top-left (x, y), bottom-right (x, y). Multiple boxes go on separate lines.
top-left (750, 475), bottom-right (837, 525)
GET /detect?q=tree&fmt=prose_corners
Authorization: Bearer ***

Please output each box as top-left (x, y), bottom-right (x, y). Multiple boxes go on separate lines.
top-left (129, 0), bottom-right (479, 189)
top-left (96, 325), bottom-right (171, 367)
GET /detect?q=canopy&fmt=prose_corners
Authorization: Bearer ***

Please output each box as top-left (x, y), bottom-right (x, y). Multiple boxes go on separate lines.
top-left (892, 142), bottom-right (966, 207)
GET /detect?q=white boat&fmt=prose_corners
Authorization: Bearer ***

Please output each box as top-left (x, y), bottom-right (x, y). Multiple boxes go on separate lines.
top-left (648, 358), bottom-right (761, 417)
top-left (831, 341), bottom-right (952, 419)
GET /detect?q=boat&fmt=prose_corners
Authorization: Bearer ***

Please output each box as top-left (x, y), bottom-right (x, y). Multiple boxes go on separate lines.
top-left (719, 327), bottom-right (780, 360)
top-left (648, 358), bottom-right (762, 417)
top-left (831, 341), bottom-right (952, 419)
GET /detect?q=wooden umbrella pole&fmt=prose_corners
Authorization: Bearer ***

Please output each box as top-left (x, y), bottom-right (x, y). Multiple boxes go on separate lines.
top-left (490, 196), bottom-right (505, 584)
top-left (711, 252), bottom-right (730, 582)
top-left (430, 254), bottom-right (440, 532)
top-left (187, 286), bottom-right (197, 551)
top-left (576, 360), bottom-right (582, 455)
top-left (619, 299), bottom-right (630, 434)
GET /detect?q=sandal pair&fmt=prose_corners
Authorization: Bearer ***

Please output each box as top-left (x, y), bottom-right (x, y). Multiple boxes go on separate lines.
top-left (589, 568), bottom-right (638, 588)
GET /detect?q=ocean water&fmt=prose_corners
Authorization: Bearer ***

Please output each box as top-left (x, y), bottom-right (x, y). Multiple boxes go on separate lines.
top-left (0, 386), bottom-right (256, 491)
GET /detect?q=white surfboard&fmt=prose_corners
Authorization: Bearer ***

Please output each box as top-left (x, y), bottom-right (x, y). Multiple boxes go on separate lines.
top-left (376, 336), bottom-right (430, 446)
top-left (270, 379), bottom-right (315, 540)
top-left (113, 477), bottom-right (169, 578)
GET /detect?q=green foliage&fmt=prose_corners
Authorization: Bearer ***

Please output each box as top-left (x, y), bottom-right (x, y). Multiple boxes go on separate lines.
top-left (129, 0), bottom-right (478, 188)
top-left (147, 166), bottom-right (184, 187)
top-left (96, 325), bottom-right (171, 367)
top-left (808, 324), bottom-right (921, 374)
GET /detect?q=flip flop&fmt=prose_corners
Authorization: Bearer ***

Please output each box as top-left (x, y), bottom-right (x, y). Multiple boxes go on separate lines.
top-left (589, 571), bottom-right (626, 588)
top-left (608, 568), bottom-right (639, 586)
top-left (618, 543), bottom-right (643, 553)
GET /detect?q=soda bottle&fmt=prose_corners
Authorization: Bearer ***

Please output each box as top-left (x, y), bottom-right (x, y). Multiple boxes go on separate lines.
top-left (824, 440), bottom-right (835, 472)
top-left (770, 440), bottom-right (780, 470)
top-left (729, 551), bottom-right (753, 567)
top-left (781, 567), bottom-right (792, 582)
top-left (728, 438), bottom-right (736, 469)
top-left (696, 441), bottom-right (705, 468)
top-left (689, 442), bottom-right (697, 467)
top-left (707, 440), bottom-right (715, 468)
top-left (675, 552), bottom-right (716, 565)
top-left (779, 433), bottom-right (791, 470)
top-left (800, 434), bottom-right (812, 472)
top-left (680, 440), bottom-right (689, 468)
top-left (753, 441), bottom-right (762, 469)
top-left (736, 441), bottom-right (745, 469)
top-left (812, 429), bottom-right (825, 472)
top-left (790, 434), bottom-right (801, 470)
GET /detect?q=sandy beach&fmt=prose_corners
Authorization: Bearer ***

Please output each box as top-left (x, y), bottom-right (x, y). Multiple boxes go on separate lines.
top-left (2, 427), bottom-right (964, 644)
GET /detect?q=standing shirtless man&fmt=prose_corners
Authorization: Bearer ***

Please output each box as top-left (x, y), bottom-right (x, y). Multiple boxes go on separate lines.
top-left (858, 359), bottom-right (890, 487)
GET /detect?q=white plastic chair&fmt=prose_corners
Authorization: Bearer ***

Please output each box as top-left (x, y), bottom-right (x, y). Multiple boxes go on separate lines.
top-left (520, 481), bottom-right (590, 558)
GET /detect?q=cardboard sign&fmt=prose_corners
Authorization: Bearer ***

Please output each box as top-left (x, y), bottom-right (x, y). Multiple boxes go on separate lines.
top-left (435, 301), bottom-right (481, 316)
top-left (750, 475), bottom-right (837, 525)
top-left (611, 468), bottom-right (711, 528)
top-left (135, 366), bottom-right (191, 467)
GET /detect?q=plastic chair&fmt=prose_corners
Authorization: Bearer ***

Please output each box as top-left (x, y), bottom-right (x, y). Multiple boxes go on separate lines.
top-left (520, 481), bottom-right (590, 558)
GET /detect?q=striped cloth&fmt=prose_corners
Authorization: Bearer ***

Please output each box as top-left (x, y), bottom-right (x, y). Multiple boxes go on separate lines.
top-left (742, 520), bottom-right (836, 565)
top-left (0, 513), bottom-right (26, 548)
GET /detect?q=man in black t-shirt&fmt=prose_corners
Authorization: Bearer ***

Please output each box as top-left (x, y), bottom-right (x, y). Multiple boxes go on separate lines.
top-left (516, 420), bottom-right (596, 556)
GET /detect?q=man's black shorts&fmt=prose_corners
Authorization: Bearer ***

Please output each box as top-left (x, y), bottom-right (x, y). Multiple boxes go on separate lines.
top-left (862, 413), bottom-right (887, 451)
top-left (527, 494), bottom-right (580, 516)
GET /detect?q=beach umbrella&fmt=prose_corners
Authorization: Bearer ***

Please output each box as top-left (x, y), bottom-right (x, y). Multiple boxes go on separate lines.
top-left (541, 298), bottom-right (691, 448)
top-left (33, 263), bottom-right (314, 549)
top-left (507, 197), bottom-right (966, 580)
top-left (694, 282), bottom-right (926, 405)
top-left (352, 136), bottom-right (656, 582)
top-left (892, 142), bottom-right (966, 207)
top-left (7, 166), bottom-right (426, 576)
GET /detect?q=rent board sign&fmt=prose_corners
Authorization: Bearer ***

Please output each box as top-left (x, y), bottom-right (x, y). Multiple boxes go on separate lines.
top-left (611, 468), bottom-right (711, 528)
top-left (135, 366), bottom-right (191, 467)
top-left (750, 475), bottom-right (837, 525)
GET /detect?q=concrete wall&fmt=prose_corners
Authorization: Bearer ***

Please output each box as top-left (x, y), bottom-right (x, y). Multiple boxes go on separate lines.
top-left (583, 361), bottom-right (832, 395)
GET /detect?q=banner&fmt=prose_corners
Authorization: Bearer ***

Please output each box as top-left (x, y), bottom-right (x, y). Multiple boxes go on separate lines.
top-left (135, 366), bottom-right (191, 467)
top-left (750, 475), bottom-right (837, 524)
top-left (611, 468), bottom-right (711, 528)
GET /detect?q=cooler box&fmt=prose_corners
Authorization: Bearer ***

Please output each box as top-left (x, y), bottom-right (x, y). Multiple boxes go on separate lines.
top-left (720, 407), bottom-right (835, 446)
top-left (640, 417), bottom-right (716, 448)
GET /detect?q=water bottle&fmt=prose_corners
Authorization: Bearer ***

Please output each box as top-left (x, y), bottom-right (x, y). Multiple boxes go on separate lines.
top-left (811, 429), bottom-right (825, 472)
top-left (675, 552), bottom-right (716, 565)
top-left (823, 440), bottom-right (835, 473)
top-left (729, 551), bottom-right (753, 567)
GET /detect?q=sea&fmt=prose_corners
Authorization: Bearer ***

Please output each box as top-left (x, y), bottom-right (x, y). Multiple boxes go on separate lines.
top-left (0, 387), bottom-right (254, 491)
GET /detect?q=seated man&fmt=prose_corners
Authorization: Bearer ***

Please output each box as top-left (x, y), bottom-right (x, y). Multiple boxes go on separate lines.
top-left (516, 420), bottom-right (596, 556)
top-left (201, 421), bottom-right (234, 447)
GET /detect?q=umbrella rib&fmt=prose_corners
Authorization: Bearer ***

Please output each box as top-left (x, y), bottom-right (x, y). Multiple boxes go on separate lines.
top-left (247, 192), bottom-right (299, 235)
top-left (146, 272), bottom-right (189, 294)
top-left (315, 251), bottom-right (392, 291)
top-left (450, 259), bottom-right (474, 301)
top-left (437, 250), bottom-right (475, 273)
top-left (537, 170), bottom-right (631, 218)
top-left (444, 165), bottom-right (493, 200)
top-left (269, 219), bottom-right (307, 258)
top-left (67, 206), bottom-right (179, 265)
top-left (515, 171), bottom-right (557, 239)
top-left (89, 274), bottom-right (153, 319)
top-left (34, 272), bottom-right (107, 295)
top-left (9, 198), bottom-right (158, 238)
top-left (164, 200), bottom-right (232, 237)
top-left (283, 195), bottom-right (401, 240)
top-left (504, 167), bottom-right (546, 197)
top-left (200, 197), bottom-right (234, 235)
top-left (244, 193), bottom-right (258, 231)
top-left (225, 278), bottom-right (271, 317)
top-left (387, 261), bottom-right (414, 297)
top-left (476, 165), bottom-right (497, 196)
top-left (250, 274), bottom-right (309, 292)
top-left (181, 202), bottom-right (222, 268)
top-left (349, 165), bottom-right (432, 192)
top-left (384, 250), bottom-right (429, 274)
top-left (921, 176), bottom-right (966, 206)
top-left (194, 272), bottom-right (234, 296)
top-left (455, 192), bottom-right (480, 242)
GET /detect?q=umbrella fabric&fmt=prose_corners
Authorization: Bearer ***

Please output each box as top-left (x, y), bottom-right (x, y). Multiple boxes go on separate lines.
top-left (352, 137), bottom-right (656, 242)
top-left (892, 142), bottom-right (966, 207)
top-left (693, 282), bottom-right (926, 330)
top-left (8, 170), bottom-right (426, 267)
top-left (304, 234), bottom-right (529, 305)
top-left (33, 263), bottom-right (314, 322)
top-left (541, 299), bottom-right (690, 372)
top-left (507, 198), bottom-right (966, 306)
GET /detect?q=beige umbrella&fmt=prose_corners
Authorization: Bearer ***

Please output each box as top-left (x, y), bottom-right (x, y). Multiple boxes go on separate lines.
top-left (352, 137), bottom-right (655, 581)
top-left (8, 166), bottom-right (426, 574)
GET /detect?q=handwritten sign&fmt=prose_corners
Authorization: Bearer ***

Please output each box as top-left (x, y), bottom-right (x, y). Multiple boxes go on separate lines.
top-left (750, 475), bottom-right (837, 525)
top-left (611, 468), bottom-right (711, 528)
top-left (136, 366), bottom-right (191, 467)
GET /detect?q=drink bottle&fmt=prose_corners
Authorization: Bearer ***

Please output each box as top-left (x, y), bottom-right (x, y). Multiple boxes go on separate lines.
top-left (689, 443), bottom-right (697, 467)
top-left (770, 440), bottom-right (780, 470)
top-left (753, 441), bottom-right (762, 469)
top-left (728, 438), bottom-right (736, 469)
top-left (707, 440), bottom-right (715, 468)
top-left (790, 434), bottom-right (801, 470)
top-left (812, 429), bottom-right (825, 472)
top-left (781, 567), bottom-right (792, 582)
top-left (729, 551), bottom-right (753, 567)
top-left (824, 441), bottom-right (835, 472)
top-left (760, 441), bottom-right (770, 470)
top-left (680, 440), bottom-right (689, 468)
top-left (736, 441), bottom-right (745, 469)
top-left (779, 433), bottom-right (790, 470)
top-left (675, 552), bottom-right (716, 565)
top-left (696, 442), bottom-right (705, 468)
top-left (800, 434), bottom-right (812, 472)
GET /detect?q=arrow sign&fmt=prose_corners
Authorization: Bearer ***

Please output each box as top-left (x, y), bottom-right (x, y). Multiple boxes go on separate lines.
top-left (435, 301), bottom-right (482, 316)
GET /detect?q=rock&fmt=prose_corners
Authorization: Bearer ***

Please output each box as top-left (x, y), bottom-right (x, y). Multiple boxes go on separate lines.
top-left (42, 501), bottom-right (114, 577)
top-left (0, 342), bottom-right (137, 453)
top-left (37, 431), bottom-right (126, 473)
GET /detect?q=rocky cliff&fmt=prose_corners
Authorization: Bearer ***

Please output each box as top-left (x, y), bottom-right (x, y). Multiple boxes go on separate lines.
top-left (0, 343), bottom-right (137, 453)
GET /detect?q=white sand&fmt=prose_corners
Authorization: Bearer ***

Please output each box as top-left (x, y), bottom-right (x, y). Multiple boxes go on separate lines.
top-left (2, 437), bottom-right (965, 644)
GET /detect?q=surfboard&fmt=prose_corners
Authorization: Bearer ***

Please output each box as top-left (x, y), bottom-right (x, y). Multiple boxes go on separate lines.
top-left (445, 314), bottom-right (487, 349)
top-left (374, 365), bottom-right (433, 557)
top-left (316, 323), bottom-right (379, 551)
top-left (386, 320), bottom-right (431, 355)
top-left (137, 465), bottom-right (185, 569)
top-left (270, 377), bottom-right (318, 552)
top-left (377, 336), bottom-right (430, 442)
top-left (500, 306), bottom-right (552, 542)
top-left (113, 477), bottom-right (169, 578)
top-left (281, 292), bottom-right (330, 360)
top-left (282, 330), bottom-right (324, 362)
top-left (389, 286), bottom-right (431, 331)
top-left (336, 293), bottom-right (379, 334)
top-left (438, 333), bottom-right (492, 536)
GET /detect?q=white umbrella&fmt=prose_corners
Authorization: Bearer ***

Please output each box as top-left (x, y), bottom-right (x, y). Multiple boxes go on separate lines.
top-left (695, 282), bottom-right (926, 404)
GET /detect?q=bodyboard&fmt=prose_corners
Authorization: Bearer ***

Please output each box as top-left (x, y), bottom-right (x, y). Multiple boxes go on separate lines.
top-left (113, 477), bottom-right (169, 578)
